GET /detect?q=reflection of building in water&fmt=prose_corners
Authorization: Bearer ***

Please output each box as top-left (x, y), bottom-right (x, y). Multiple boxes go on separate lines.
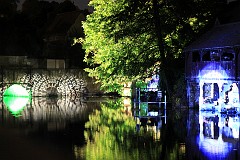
top-left (197, 111), bottom-right (239, 159)
top-left (135, 116), bottom-right (161, 141)
top-left (200, 112), bottom-right (239, 139)
top-left (202, 117), bottom-right (213, 138)
top-left (222, 124), bottom-right (233, 140)
top-left (134, 101), bottom-right (166, 141)
top-left (29, 97), bottom-right (89, 121)
top-left (202, 115), bottom-right (220, 139)
top-left (124, 98), bottom-right (132, 116)
top-left (0, 97), bottom-right (101, 131)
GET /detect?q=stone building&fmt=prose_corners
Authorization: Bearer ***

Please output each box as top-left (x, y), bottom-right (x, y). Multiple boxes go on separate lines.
top-left (0, 10), bottom-right (86, 69)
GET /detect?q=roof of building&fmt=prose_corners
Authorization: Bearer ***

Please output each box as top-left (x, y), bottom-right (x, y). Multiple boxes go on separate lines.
top-left (185, 1), bottom-right (240, 52)
top-left (184, 21), bottom-right (240, 51)
top-left (45, 11), bottom-right (84, 36)
top-left (43, 11), bottom-right (85, 58)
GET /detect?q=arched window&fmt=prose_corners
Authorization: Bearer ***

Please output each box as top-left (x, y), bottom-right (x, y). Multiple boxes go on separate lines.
top-left (210, 51), bottom-right (220, 61)
top-left (202, 51), bottom-right (211, 61)
top-left (221, 52), bottom-right (234, 61)
top-left (192, 51), bottom-right (200, 62)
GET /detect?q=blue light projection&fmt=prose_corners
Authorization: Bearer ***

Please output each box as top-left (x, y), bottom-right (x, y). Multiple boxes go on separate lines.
top-left (198, 112), bottom-right (239, 159)
top-left (147, 74), bottom-right (159, 91)
top-left (197, 64), bottom-right (240, 112)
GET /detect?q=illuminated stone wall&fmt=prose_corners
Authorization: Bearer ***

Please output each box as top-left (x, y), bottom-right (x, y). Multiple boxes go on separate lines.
top-left (0, 68), bottom-right (101, 97)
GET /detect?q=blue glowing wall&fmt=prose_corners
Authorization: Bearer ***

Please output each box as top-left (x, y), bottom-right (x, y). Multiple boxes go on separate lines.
top-left (196, 63), bottom-right (240, 111)
top-left (147, 74), bottom-right (159, 91)
top-left (186, 49), bottom-right (240, 110)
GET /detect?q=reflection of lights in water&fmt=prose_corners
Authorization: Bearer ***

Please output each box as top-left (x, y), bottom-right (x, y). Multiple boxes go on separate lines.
top-left (3, 96), bottom-right (29, 117)
top-left (197, 135), bottom-right (232, 157)
top-left (123, 98), bottom-right (131, 106)
top-left (150, 126), bottom-right (161, 141)
top-left (3, 84), bottom-right (30, 117)
top-left (198, 111), bottom-right (239, 158)
top-left (29, 97), bottom-right (90, 121)
top-left (179, 143), bottom-right (186, 155)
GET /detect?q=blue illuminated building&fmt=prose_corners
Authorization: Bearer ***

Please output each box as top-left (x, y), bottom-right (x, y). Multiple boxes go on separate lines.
top-left (184, 2), bottom-right (240, 159)
top-left (185, 1), bottom-right (240, 112)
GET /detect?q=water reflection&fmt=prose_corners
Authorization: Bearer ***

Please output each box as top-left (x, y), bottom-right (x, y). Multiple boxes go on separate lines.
top-left (197, 111), bottom-right (239, 159)
top-left (3, 96), bottom-right (29, 117)
top-left (0, 97), bottom-right (101, 129)
top-left (0, 96), bottom-right (102, 160)
top-left (0, 97), bottom-right (239, 160)
top-left (82, 101), bottom-right (163, 160)
top-left (134, 102), bottom-right (165, 142)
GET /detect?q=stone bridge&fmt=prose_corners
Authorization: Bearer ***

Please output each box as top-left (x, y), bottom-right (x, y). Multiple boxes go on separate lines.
top-left (0, 68), bottom-right (99, 97)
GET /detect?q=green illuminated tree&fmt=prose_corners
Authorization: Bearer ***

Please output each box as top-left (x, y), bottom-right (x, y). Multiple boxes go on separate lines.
top-left (75, 99), bottom-right (189, 160)
top-left (81, 0), bottom-right (218, 94)
top-left (82, 100), bottom-right (162, 160)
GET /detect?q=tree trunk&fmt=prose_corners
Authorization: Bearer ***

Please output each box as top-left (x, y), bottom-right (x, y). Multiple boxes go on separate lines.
top-left (152, 0), bottom-right (172, 96)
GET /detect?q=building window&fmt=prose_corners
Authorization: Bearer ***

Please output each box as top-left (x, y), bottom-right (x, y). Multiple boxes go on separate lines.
top-left (47, 59), bottom-right (65, 69)
top-left (210, 51), bottom-right (220, 61)
top-left (221, 52), bottom-right (234, 61)
top-left (192, 51), bottom-right (200, 62)
top-left (202, 51), bottom-right (211, 61)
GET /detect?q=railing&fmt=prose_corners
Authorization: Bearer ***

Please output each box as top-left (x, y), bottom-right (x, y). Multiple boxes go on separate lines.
top-left (135, 88), bottom-right (162, 102)
top-left (134, 88), bottom-right (167, 110)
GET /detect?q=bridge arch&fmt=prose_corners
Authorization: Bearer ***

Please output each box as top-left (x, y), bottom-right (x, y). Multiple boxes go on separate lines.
top-left (0, 69), bottom-right (93, 97)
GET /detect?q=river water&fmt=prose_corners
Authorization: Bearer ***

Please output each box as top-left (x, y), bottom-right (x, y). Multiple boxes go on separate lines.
top-left (0, 97), bottom-right (239, 160)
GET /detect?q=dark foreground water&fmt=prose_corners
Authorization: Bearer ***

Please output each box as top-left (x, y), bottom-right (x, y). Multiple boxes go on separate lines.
top-left (0, 97), bottom-right (239, 160)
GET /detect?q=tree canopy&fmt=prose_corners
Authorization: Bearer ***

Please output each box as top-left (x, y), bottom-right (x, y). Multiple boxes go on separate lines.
top-left (0, 0), bottom-right (18, 17)
top-left (81, 0), bottom-right (218, 94)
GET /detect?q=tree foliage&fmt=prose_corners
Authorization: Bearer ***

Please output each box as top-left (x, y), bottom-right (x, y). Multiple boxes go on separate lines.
top-left (0, 0), bottom-right (18, 17)
top-left (83, 101), bottom-right (161, 160)
top-left (82, 0), bottom-right (218, 94)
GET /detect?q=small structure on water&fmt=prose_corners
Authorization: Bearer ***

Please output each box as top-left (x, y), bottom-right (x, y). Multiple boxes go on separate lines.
top-left (133, 74), bottom-right (167, 136)
top-left (134, 74), bottom-right (162, 102)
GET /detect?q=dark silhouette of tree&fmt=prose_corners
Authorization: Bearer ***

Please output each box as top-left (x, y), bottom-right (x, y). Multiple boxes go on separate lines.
top-left (54, 0), bottom-right (78, 14)
top-left (0, 0), bottom-right (82, 58)
top-left (0, 0), bottom-right (18, 17)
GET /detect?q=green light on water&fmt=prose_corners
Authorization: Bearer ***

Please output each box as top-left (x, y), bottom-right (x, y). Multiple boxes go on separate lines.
top-left (3, 84), bottom-right (31, 117)
top-left (3, 96), bottom-right (29, 117)
top-left (3, 84), bottom-right (29, 97)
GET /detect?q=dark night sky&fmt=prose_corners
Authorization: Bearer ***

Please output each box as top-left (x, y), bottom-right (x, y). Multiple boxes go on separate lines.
top-left (17, 0), bottom-right (91, 10)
